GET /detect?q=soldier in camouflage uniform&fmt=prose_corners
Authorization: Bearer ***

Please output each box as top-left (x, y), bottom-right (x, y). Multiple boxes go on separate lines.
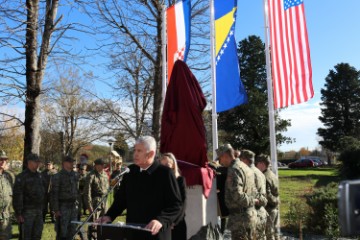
top-left (13, 154), bottom-right (46, 240)
top-left (84, 158), bottom-right (109, 240)
top-left (51, 156), bottom-right (79, 240)
top-left (216, 144), bottom-right (257, 240)
top-left (0, 150), bottom-right (13, 240)
top-left (41, 160), bottom-right (57, 223)
top-left (256, 154), bottom-right (280, 240)
top-left (240, 150), bottom-right (268, 240)
top-left (78, 164), bottom-right (88, 217)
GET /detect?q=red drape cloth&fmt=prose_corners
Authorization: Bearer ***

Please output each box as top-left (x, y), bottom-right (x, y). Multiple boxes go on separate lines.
top-left (160, 60), bottom-right (214, 198)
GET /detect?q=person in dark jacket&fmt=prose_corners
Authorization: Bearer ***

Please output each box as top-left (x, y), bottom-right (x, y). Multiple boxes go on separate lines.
top-left (160, 152), bottom-right (187, 240)
top-left (97, 136), bottom-right (182, 240)
top-left (13, 154), bottom-right (46, 240)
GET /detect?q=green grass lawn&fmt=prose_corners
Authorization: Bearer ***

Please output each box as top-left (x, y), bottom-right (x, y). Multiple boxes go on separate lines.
top-left (278, 167), bottom-right (340, 226)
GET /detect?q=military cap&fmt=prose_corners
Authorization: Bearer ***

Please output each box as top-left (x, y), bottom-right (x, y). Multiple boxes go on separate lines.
top-left (27, 153), bottom-right (41, 162)
top-left (216, 143), bottom-right (233, 157)
top-left (63, 156), bottom-right (75, 163)
top-left (0, 150), bottom-right (8, 159)
top-left (240, 149), bottom-right (255, 162)
top-left (94, 158), bottom-right (106, 165)
top-left (255, 154), bottom-right (271, 164)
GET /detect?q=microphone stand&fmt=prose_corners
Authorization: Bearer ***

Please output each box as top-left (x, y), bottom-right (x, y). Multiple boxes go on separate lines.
top-left (72, 168), bottom-right (129, 240)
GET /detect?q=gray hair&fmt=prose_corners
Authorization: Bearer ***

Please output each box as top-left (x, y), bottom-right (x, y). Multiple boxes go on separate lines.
top-left (136, 136), bottom-right (157, 153)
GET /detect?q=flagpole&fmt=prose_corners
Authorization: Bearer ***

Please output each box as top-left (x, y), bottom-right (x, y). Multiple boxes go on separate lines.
top-left (263, 0), bottom-right (278, 176)
top-left (210, 0), bottom-right (218, 160)
top-left (263, 0), bottom-right (281, 236)
top-left (161, 5), bottom-right (167, 105)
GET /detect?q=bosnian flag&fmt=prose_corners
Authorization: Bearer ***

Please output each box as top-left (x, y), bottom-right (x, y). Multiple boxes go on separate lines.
top-left (166, 0), bottom-right (191, 83)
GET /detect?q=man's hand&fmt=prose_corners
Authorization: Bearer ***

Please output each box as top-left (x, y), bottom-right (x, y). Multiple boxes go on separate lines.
top-left (96, 216), bottom-right (112, 224)
top-left (145, 219), bottom-right (163, 235)
top-left (16, 215), bottom-right (24, 223)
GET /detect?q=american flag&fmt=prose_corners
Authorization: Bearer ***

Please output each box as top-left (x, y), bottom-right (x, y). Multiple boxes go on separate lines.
top-left (268, 0), bottom-right (314, 109)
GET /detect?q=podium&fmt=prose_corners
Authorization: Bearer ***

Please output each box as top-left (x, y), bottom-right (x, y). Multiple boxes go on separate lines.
top-left (71, 221), bottom-right (154, 240)
top-left (96, 223), bottom-right (153, 240)
top-left (72, 221), bottom-right (153, 240)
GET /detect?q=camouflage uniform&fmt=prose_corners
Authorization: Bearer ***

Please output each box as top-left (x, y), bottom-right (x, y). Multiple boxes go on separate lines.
top-left (51, 169), bottom-right (79, 240)
top-left (263, 168), bottom-right (280, 240)
top-left (84, 168), bottom-right (109, 240)
top-left (251, 164), bottom-right (268, 240)
top-left (78, 169), bottom-right (87, 217)
top-left (41, 166), bottom-right (57, 222)
top-left (225, 159), bottom-right (257, 240)
top-left (0, 170), bottom-right (13, 240)
top-left (13, 168), bottom-right (46, 240)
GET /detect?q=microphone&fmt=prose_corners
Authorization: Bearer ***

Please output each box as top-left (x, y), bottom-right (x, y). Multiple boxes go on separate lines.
top-left (110, 168), bottom-right (130, 186)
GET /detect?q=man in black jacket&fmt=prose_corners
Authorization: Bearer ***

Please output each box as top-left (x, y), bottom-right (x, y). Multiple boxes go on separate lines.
top-left (97, 136), bottom-right (182, 240)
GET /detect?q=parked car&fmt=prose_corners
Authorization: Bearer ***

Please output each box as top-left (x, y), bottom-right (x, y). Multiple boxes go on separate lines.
top-left (310, 158), bottom-right (324, 166)
top-left (288, 159), bottom-right (315, 168)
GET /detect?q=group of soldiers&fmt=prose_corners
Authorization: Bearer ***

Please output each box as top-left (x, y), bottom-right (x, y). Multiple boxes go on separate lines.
top-left (214, 144), bottom-right (280, 240)
top-left (0, 150), bottom-right (125, 240)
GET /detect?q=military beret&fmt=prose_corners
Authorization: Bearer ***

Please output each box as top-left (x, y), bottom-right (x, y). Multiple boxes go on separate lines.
top-left (255, 154), bottom-right (271, 164)
top-left (240, 149), bottom-right (255, 162)
top-left (94, 158), bottom-right (106, 165)
top-left (63, 156), bottom-right (75, 163)
top-left (27, 153), bottom-right (41, 162)
top-left (216, 143), bottom-right (233, 157)
top-left (0, 150), bottom-right (8, 159)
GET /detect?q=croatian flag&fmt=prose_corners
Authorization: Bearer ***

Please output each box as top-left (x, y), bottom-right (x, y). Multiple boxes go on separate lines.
top-left (166, 0), bottom-right (191, 83)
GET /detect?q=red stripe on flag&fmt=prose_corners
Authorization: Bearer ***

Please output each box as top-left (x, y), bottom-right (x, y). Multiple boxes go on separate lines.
top-left (268, 0), bottom-right (314, 109)
top-left (167, 5), bottom-right (178, 84)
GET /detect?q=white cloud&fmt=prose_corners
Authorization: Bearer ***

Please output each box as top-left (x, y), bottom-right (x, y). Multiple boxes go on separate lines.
top-left (278, 100), bottom-right (323, 152)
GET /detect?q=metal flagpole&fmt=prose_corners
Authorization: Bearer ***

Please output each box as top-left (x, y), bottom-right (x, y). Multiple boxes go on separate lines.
top-left (210, 0), bottom-right (218, 160)
top-left (161, 5), bottom-right (167, 106)
top-left (263, 0), bottom-right (281, 236)
top-left (263, 0), bottom-right (278, 176)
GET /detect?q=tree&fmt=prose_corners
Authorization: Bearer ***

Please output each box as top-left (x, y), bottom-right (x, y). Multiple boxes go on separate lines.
top-left (299, 147), bottom-right (311, 157)
top-left (80, 0), bottom-right (210, 143)
top-left (0, 117), bottom-right (24, 161)
top-left (0, 1), bottom-right (81, 167)
top-left (218, 35), bottom-right (292, 155)
top-left (113, 132), bottom-right (129, 161)
top-left (317, 63), bottom-right (360, 152)
top-left (41, 67), bottom-right (107, 158)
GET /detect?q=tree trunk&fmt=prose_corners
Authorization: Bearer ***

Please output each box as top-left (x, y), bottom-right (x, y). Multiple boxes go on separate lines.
top-left (151, 7), bottom-right (163, 144)
top-left (23, 0), bottom-right (59, 167)
top-left (23, 0), bottom-right (41, 168)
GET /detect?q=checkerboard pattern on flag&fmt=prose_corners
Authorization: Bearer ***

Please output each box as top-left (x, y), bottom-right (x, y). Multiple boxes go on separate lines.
top-left (167, 0), bottom-right (191, 83)
top-left (268, 0), bottom-right (314, 108)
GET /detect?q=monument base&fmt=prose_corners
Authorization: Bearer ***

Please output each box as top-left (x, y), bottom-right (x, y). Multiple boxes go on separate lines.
top-left (185, 179), bottom-right (218, 238)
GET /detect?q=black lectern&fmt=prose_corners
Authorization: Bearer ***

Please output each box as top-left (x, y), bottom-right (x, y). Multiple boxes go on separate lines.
top-left (96, 223), bottom-right (153, 240)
